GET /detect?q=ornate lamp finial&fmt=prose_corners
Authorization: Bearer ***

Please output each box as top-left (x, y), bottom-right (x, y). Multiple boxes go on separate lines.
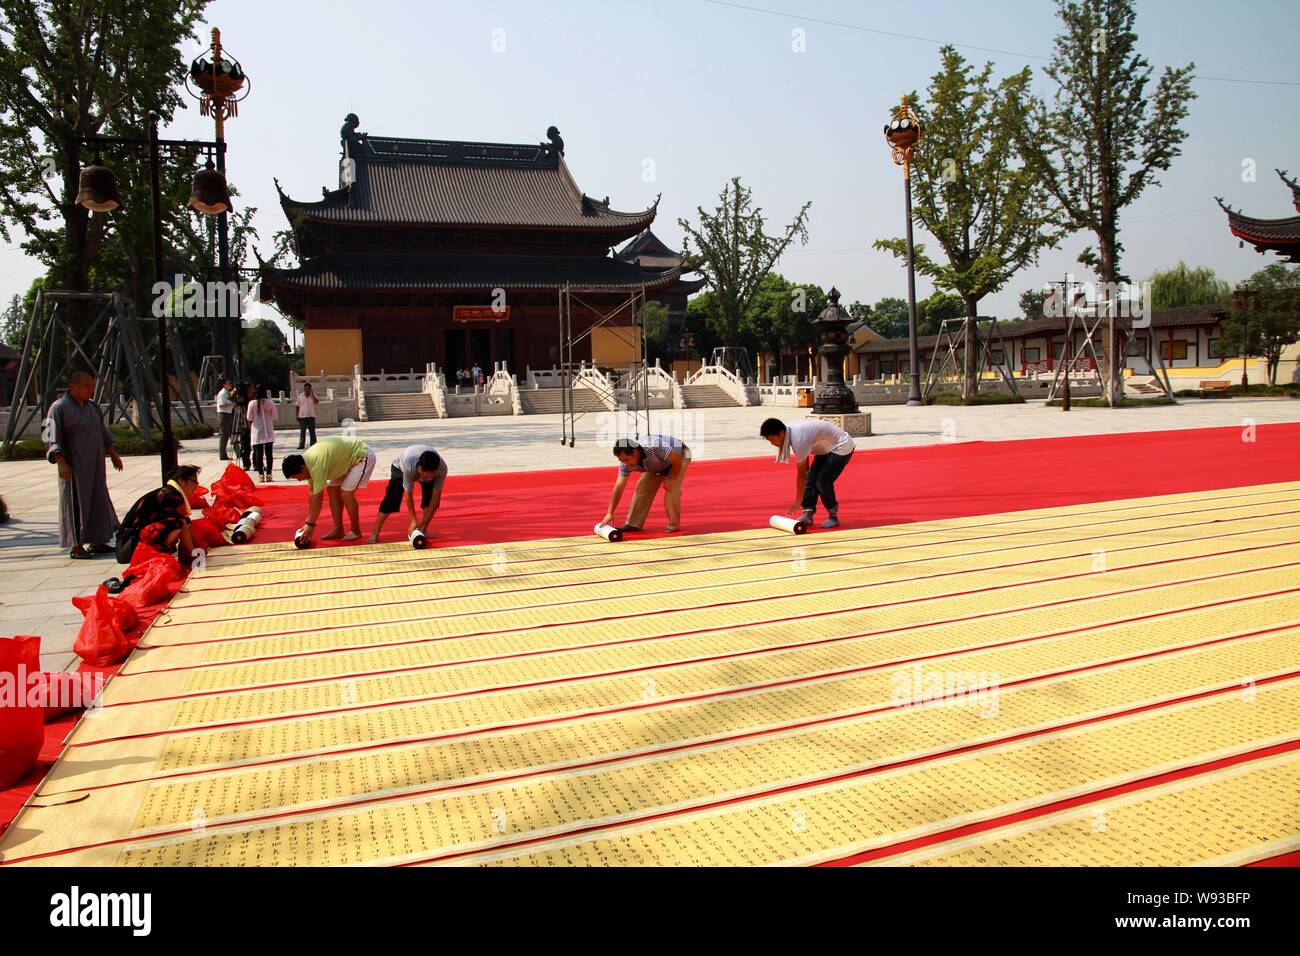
top-left (884, 93), bottom-right (923, 178)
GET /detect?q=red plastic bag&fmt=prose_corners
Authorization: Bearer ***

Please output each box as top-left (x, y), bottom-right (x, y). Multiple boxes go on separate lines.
top-left (72, 586), bottom-right (131, 667)
top-left (29, 670), bottom-right (106, 722)
top-left (203, 503), bottom-right (241, 526)
top-left (73, 591), bottom-right (138, 634)
top-left (110, 599), bottom-right (138, 633)
top-left (214, 489), bottom-right (263, 512)
top-left (0, 635), bottom-right (43, 789)
top-left (212, 464), bottom-right (262, 507)
top-left (127, 542), bottom-right (180, 578)
top-left (190, 516), bottom-right (227, 550)
top-left (187, 484), bottom-right (210, 509)
top-left (115, 561), bottom-right (183, 612)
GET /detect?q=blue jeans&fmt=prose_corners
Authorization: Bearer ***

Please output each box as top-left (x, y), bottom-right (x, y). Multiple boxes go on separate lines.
top-left (802, 451), bottom-right (852, 513)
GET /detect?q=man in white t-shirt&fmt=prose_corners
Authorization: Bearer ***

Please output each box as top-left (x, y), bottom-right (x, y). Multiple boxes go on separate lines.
top-left (760, 417), bottom-right (855, 528)
top-left (295, 382), bottom-right (320, 449)
top-left (215, 377), bottom-right (235, 461)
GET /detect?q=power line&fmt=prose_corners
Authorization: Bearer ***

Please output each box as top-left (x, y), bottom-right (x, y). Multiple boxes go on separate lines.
top-left (698, 0), bottom-right (1300, 88)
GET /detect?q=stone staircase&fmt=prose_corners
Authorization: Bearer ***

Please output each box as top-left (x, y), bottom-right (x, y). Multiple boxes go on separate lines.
top-left (518, 387), bottom-right (609, 415)
top-left (364, 392), bottom-right (440, 421)
top-left (1125, 376), bottom-right (1166, 396)
top-left (680, 384), bottom-right (739, 408)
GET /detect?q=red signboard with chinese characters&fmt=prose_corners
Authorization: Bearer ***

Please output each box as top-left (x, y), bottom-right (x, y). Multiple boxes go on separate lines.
top-left (452, 305), bottom-right (510, 323)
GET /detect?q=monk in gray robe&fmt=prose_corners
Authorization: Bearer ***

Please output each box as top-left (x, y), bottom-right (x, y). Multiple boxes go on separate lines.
top-left (45, 371), bottom-right (123, 558)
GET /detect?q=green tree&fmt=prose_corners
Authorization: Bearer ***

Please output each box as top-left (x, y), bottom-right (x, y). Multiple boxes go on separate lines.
top-left (639, 300), bottom-right (669, 345)
top-left (1147, 261), bottom-right (1230, 310)
top-left (1, 275), bottom-right (43, 348)
top-left (869, 297), bottom-right (909, 339)
top-left (682, 289), bottom-right (721, 358)
top-left (736, 273), bottom-right (830, 378)
top-left (681, 291), bottom-right (720, 365)
top-left (1019, 287), bottom-right (1048, 321)
top-left (0, 291), bottom-right (21, 347)
top-left (917, 292), bottom-right (966, 338)
top-left (1219, 264), bottom-right (1300, 386)
top-left (637, 299), bottom-right (670, 364)
top-left (1016, 0), bottom-right (1196, 402)
top-left (0, 0), bottom-right (210, 335)
top-left (875, 46), bottom-right (1059, 397)
top-left (240, 320), bottom-right (292, 393)
top-left (678, 176), bottom-right (811, 348)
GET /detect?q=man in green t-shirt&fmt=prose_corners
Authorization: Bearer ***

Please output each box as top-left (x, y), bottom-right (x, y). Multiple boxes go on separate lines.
top-left (281, 436), bottom-right (377, 543)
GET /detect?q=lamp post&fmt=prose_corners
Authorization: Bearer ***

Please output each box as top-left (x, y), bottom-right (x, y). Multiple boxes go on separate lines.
top-left (885, 94), bottom-right (924, 406)
top-left (186, 27), bottom-right (250, 380)
top-left (74, 121), bottom-right (233, 482)
top-left (1231, 287), bottom-right (1261, 391)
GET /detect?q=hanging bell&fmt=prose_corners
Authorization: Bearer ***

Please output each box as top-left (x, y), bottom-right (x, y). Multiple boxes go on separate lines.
top-left (76, 157), bottom-right (122, 212)
top-left (188, 160), bottom-right (232, 215)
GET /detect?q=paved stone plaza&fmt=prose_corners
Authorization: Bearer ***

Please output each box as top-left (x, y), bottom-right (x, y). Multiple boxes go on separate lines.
top-left (2, 397), bottom-right (1297, 673)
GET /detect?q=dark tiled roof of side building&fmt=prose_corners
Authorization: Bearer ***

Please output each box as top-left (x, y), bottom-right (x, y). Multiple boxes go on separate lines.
top-left (854, 305), bottom-right (1227, 354)
top-left (615, 229), bottom-right (708, 294)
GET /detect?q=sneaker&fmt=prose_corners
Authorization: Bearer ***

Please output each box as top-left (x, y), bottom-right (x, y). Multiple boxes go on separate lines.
top-left (820, 515), bottom-right (840, 529)
top-left (615, 524), bottom-right (642, 533)
top-left (664, 525), bottom-right (679, 533)
top-left (799, 511), bottom-right (815, 525)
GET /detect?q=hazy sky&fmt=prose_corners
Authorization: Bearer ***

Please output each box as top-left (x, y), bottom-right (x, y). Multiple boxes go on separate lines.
top-left (2, 0), bottom-right (1297, 321)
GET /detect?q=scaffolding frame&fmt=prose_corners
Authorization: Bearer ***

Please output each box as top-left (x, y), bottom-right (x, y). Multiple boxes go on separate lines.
top-left (1116, 326), bottom-right (1178, 401)
top-left (557, 283), bottom-right (650, 447)
top-left (922, 316), bottom-right (1019, 400)
top-left (2, 290), bottom-right (204, 453)
top-left (1044, 292), bottom-right (1110, 405)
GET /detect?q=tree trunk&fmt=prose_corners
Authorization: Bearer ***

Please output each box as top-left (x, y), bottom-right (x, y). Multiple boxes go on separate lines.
top-left (963, 296), bottom-right (979, 400)
top-left (1097, 170), bottom-right (1125, 406)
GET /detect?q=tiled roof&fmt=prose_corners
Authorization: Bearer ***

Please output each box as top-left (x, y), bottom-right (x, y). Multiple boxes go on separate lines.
top-left (1280, 169), bottom-right (1300, 211)
top-left (260, 253), bottom-right (681, 293)
top-left (1221, 209), bottom-right (1300, 242)
top-left (854, 306), bottom-right (1226, 354)
top-left (616, 229), bottom-right (680, 267)
top-left (277, 134), bottom-right (657, 232)
top-left (1217, 196), bottom-right (1300, 262)
top-left (616, 229), bottom-right (706, 295)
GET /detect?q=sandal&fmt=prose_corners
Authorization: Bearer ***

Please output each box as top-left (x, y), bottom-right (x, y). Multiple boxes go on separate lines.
top-left (85, 543), bottom-right (115, 554)
top-left (70, 547), bottom-right (94, 560)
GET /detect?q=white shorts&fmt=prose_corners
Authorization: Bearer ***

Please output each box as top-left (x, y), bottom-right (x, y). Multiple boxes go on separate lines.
top-left (331, 449), bottom-right (377, 492)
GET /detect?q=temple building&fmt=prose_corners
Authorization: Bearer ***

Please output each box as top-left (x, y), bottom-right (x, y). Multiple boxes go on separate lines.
top-left (613, 230), bottom-right (707, 336)
top-left (1217, 170), bottom-right (1300, 264)
top-left (260, 116), bottom-right (683, 375)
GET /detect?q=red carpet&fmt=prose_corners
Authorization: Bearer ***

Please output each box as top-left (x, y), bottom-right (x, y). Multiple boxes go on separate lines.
top-left (247, 424), bottom-right (1300, 547)
top-left (3, 423), bottom-right (1299, 846)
